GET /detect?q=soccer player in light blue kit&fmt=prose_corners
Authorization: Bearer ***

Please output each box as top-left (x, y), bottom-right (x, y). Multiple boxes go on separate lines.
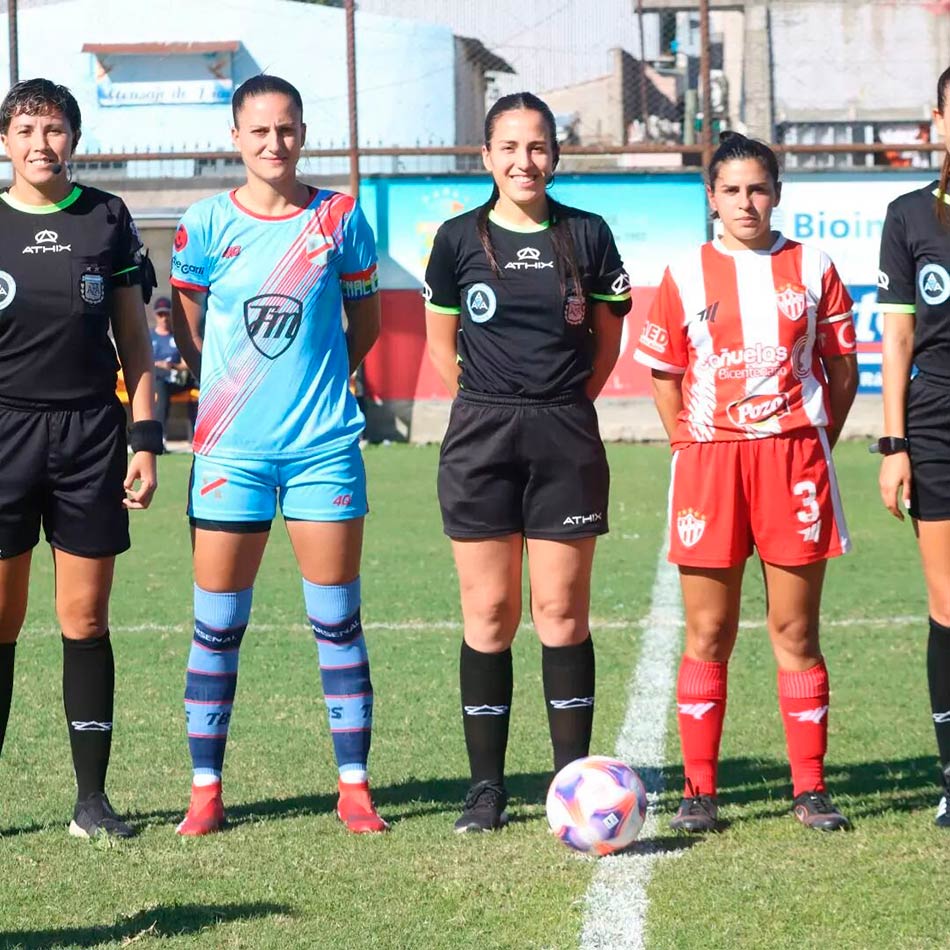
top-left (169, 74), bottom-right (385, 835)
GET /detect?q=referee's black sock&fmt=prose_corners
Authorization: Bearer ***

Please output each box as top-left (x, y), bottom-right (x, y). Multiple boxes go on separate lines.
top-left (0, 642), bottom-right (15, 757)
top-left (928, 617), bottom-right (950, 768)
top-left (62, 632), bottom-right (114, 801)
top-left (542, 635), bottom-right (595, 773)
top-left (460, 641), bottom-right (512, 787)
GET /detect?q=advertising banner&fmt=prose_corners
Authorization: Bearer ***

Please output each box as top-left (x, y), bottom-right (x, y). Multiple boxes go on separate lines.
top-left (777, 172), bottom-right (934, 392)
top-left (361, 174), bottom-right (708, 400)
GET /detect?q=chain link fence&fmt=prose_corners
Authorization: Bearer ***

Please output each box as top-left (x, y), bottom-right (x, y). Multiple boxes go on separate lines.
top-left (1, 0), bottom-right (948, 179)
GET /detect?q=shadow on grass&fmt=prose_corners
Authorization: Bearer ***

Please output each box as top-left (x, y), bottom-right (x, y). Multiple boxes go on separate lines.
top-left (659, 754), bottom-right (942, 823)
top-left (128, 770), bottom-right (555, 830)
top-left (0, 901), bottom-right (292, 949)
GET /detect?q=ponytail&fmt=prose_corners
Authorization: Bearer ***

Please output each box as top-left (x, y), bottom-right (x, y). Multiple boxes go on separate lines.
top-left (548, 200), bottom-right (582, 300)
top-left (476, 183), bottom-right (502, 277)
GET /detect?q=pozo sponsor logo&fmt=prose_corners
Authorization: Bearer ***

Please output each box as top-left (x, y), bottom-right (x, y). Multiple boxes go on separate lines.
top-left (172, 256), bottom-right (205, 277)
top-left (505, 246), bottom-right (554, 270)
top-left (726, 392), bottom-right (791, 428)
top-left (919, 263), bottom-right (950, 306)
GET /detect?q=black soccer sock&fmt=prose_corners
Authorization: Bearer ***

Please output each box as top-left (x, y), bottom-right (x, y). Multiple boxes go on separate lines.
top-left (542, 635), bottom-right (595, 772)
top-left (928, 617), bottom-right (950, 768)
top-left (62, 632), bottom-right (115, 801)
top-left (460, 640), bottom-right (513, 787)
top-left (0, 643), bottom-right (15, 757)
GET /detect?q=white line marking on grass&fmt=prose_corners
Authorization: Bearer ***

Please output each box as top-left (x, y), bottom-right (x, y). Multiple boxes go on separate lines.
top-left (580, 535), bottom-right (683, 950)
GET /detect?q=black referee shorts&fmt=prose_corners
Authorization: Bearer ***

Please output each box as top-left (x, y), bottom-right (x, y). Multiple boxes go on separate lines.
top-left (907, 373), bottom-right (950, 521)
top-left (0, 399), bottom-right (130, 559)
top-left (437, 390), bottom-right (609, 540)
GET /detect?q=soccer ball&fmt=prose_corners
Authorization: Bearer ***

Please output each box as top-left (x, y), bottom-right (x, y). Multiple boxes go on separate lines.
top-left (545, 755), bottom-right (648, 855)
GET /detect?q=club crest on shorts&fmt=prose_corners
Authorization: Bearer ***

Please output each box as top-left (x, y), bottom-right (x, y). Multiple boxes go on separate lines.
top-left (676, 508), bottom-right (706, 548)
top-left (466, 283), bottom-right (497, 323)
top-left (243, 293), bottom-right (303, 359)
top-left (564, 295), bottom-right (587, 326)
top-left (79, 268), bottom-right (105, 306)
top-left (775, 283), bottom-right (806, 321)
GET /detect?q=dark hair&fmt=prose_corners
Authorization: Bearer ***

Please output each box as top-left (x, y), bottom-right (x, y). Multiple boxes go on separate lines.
top-left (707, 131), bottom-right (780, 190)
top-left (0, 78), bottom-right (81, 146)
top-left (232, 74), bottom-right (304, 126)
top-left (705, 131), bottom-right (781, 220)
top-left (476, 92), bottom-right (581, 297)
top-left (936, 66), bottom-right (950, 226)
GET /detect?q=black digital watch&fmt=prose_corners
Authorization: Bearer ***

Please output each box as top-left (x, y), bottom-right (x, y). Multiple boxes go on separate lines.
top-left (868, 436), bottom-right (910, 456)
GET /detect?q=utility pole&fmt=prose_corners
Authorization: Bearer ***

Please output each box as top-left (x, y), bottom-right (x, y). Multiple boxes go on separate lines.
top-left (345, 0), bottom-right (360, 198)
top-left (8, 0), bottom-right (19, 86)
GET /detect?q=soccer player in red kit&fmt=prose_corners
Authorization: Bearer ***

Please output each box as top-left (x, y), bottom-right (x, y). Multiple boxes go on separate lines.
top-left (634, 133), bottom-right (858, 832)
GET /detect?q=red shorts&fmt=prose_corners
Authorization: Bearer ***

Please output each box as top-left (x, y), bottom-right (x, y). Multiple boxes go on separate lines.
top-left (667, 429), bottom-right (850, 568)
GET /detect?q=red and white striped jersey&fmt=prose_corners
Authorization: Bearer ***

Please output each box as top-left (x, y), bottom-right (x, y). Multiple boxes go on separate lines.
top-left (634, 235), bottom-right (855, 449)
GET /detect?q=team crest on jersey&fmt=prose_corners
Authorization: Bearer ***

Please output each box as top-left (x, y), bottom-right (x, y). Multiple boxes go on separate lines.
top-left (564, 295), bottom-right (586, 326)
top-left (775, 283), bottom-right (807, 321)
top-left (0, 270), bottom-right (16, 311)
top-left (919, 263), bottom-right (950, 306)
top-left (466, 283), bottom-right (497, 323)
top-left (174, 224), bottom-right (188, 252)
top-left (676, 508), bottom-right (706, 548)
top-left (243, 293), bottom-right (303, 359)
top-left (79, 269), bottom-right (105, 305)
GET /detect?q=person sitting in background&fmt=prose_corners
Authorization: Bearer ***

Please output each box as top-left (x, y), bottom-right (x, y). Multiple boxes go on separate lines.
top-left (150, 296), bottom-right (194, 439)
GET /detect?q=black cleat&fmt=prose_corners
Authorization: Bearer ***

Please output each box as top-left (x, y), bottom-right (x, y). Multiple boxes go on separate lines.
top-left (792, 790), bottom-right (851, 831)
top-left (669, 793), bottom-right (719, 833)
top-left (69, 792), bottom-right (135, 840)
top-left (454, 780), bottom-right (509, 833)
top-left (936, 765), bottom-right (950, 829)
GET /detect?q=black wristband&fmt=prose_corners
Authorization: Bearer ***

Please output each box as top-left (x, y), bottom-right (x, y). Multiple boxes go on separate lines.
top-left (128, 420), bottom-right (164, 454)
top-left (868, 436), bottom-right (909, 456)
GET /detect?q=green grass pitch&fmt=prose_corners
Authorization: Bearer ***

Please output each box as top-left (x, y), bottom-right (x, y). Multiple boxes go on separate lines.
top-left (0, 443), bottom-right (944, 949)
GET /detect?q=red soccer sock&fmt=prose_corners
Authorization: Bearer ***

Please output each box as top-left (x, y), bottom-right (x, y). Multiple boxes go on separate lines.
top-left (676, 656), bottom-right (728, 798)
top-left (778, 660), bottom-right (829, 797)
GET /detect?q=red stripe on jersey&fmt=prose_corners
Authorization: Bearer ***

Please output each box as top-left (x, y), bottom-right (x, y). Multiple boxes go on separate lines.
top-left (170, 278), bottom-right (209, 292)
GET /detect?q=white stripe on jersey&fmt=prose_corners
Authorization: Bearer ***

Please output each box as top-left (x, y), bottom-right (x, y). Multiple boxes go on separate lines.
top-left (734, 249), bottom-right (783, 436)
top-left (673, 247), bottom-right (716, 442)
top-left (799, 244), bottom-right (828, 428)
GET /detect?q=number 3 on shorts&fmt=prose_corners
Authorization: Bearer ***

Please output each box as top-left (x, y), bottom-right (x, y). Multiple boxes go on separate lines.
top-left (793, 480), bottom-right (819, 524)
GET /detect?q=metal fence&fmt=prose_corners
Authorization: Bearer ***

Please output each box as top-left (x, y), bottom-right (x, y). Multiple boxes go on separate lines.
top-left (2, 0), bottom-right (948, 183)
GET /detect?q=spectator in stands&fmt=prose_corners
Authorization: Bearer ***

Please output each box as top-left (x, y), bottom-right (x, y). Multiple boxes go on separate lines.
top-left (150, 296), bottom-right (194, 441)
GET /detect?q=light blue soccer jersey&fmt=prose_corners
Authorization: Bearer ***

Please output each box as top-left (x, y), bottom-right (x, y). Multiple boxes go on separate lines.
top-left (170, 188), bottom-right (378, 460)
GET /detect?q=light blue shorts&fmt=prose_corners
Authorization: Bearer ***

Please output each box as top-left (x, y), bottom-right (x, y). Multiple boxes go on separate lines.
top-left (188, 442), bottom-right (368, 528)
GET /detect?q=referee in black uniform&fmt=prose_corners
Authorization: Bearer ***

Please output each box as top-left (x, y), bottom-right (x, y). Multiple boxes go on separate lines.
top-left (877, 65), bottom-right (950, 828)
top-left (0, 79), bottom-right (160, 838)
top-left (425, 92), bottom-right (631, 832)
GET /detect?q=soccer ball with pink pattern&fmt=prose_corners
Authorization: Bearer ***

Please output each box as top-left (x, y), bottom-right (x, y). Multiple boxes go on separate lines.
top-left (545, 756), bottom-right (647, 855)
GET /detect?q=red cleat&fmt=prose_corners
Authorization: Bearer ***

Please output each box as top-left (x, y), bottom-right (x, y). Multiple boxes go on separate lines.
top-left (176, 781), bottom-right (226, 836)
top-left (336, 779), bottom-right (389, 833)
